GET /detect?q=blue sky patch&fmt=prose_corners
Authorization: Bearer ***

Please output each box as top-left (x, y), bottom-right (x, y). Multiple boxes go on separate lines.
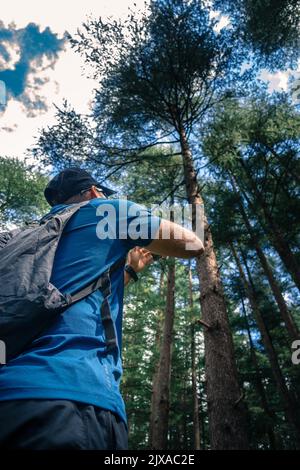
top-left (0, 22), bottom-right (65, 113)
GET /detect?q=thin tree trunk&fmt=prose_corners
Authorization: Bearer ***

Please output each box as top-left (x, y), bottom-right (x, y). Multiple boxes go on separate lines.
top-left (179, 127), bottom-right (249, 449)
top-left (149, 258), bottom-right (176, 449)
top-left (198, 370), bottom-right (206, 449)
top-left (231, 243), bottom-right (300, 443)
top-left (154, 265), bottom-right (166, 348)
top-left (189, 265), bottom-right (201, 450)
top-left (149, 264), bottom-right (166, 448)
top-left (240, 295), bottom-right (277, 449)
top-left (191, 322), bottom-right (201, 450)
top-left (159, 264), bottom-right (165, 295)
top-left (236, 195), bottom-right (299, 341)
top-left (182, 351), bottom-right (188, 447)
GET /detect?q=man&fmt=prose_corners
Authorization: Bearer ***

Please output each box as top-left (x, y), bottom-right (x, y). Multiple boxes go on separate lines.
top-left (0, 168), bottom-right (203, 450)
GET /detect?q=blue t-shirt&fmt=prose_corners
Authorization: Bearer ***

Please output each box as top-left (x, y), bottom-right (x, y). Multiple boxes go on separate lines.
top-left (0, 198), bottom-right (161, 424)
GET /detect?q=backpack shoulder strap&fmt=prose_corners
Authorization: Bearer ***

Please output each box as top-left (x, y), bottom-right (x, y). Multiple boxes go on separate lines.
top-left (68, 257), bottom-right (126, 352)
top-left (39, 201), bottom-right (90, 226)
top-left (68, 257), bottom-right (126, 305)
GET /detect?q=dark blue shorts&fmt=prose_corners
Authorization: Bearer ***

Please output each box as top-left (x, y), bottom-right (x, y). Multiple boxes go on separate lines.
top-left (0, 399), bottom-right (128, 450)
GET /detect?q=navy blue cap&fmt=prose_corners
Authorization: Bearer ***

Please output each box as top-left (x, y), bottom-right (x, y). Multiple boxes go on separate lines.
top-left (44, 167), bottom-right (116, 206)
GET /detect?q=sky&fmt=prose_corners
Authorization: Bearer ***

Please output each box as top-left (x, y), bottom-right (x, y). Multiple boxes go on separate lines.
top-left (0, 0), bottom-right (298, 161)
top-left (0, 0), bottom-right (148, 159)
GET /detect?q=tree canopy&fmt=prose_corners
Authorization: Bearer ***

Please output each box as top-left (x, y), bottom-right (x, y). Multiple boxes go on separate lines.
top-left (213, 0), bottom-right (300, 69)
top-left (0, 156), bottom-right (49, 228)
top-left (2, 0), bottom-right (300, 450)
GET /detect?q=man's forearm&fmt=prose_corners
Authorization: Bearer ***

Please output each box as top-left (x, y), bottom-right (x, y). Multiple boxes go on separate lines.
top-left (146, 220), bottom-right (204, 259)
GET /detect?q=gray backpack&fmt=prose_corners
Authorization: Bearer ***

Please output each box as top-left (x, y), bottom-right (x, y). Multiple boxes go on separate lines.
top-left (0, 202), bottom-right (125, 363)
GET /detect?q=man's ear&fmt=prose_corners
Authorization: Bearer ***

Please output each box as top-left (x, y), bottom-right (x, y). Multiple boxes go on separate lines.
top-left (90, 186), bottom-right (101, 199)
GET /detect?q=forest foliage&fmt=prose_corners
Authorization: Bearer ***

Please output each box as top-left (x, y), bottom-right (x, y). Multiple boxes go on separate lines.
top-left (1, 0), bottom-right (300, 450)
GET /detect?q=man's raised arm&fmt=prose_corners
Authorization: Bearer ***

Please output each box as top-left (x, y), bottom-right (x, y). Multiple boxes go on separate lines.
top-left (146, 219), bottom-right (204, 259)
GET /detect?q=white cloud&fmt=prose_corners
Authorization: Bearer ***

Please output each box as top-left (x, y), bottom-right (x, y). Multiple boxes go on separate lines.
top-left (0, 44), bottom-right (96, 157)
top-left (0, 0), bottom-right (148, 35)
top-left (0, 0), bottom-right (147, 160)
top-left (260, 70), bottom-right (290, 92)
top-left (259, 59), bottom-right (300, 100)
top-left (210, 10), bottom-right (230, 33)
top-left (37, 44), bottom-right (96, 115)
top-left (0, 41), bottom-right (20, 70)
top-left (1, 100), bottom-right (44, 156)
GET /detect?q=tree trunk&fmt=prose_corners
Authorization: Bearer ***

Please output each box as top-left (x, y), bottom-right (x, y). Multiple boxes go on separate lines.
top-left (149, 258), bottom-right (176, 449)
top-left (231, 243), bottom-right (300, 443)
top-left (153, 265), bottom-right (166, 348)
top-left (237, 160), bottom-right (300, 291)
top-left (236, 195), bottom-right (299, 341)
top-left (240, 295), bottom-right (277, 449)
top-left (189, 265), bottom-right (201, 450)
top-left (182, 350), bottom-right (188, 447)
top-left (179, 127), bottom-right (249, 449)
top-left (198, 370), bottom-right (206, 449)
top-left (191, 322), bottom-right (201, 450)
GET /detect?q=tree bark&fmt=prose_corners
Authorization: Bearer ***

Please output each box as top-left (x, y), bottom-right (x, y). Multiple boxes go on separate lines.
top-left (240, 295), bottom-right (277, 449)
top-left (179, 127), bottom-right (249, 449)
top-left (182, 350), bottom-right (188, 447)
top-left (153, 265), bottom-right (166, 349)
top-left (198, 370), bottom-right (206, 449)
top-left (189, 265), bottom-right (201, 450)
top-left (149, 258), bottom-right (176, 449)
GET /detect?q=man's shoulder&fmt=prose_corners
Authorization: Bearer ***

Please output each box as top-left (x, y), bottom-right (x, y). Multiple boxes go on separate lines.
top-left (88, 198), bottom-right (146, 213)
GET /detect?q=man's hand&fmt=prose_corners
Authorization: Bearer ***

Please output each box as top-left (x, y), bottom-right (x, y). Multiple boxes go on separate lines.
top-left (127, 247), bottom-right (154, 272)
top-left (124, 247), bottom-right (154, 285)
